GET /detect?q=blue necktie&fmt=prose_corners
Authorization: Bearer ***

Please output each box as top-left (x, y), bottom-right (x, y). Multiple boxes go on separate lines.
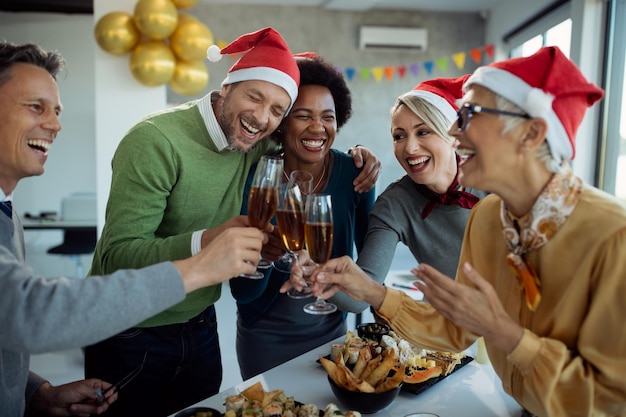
top-left (1, 200), bottom-right (12, 219)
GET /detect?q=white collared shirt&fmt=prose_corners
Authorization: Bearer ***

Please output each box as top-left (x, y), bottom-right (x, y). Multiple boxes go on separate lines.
top-left (192, 91), bottom-right (229, 254)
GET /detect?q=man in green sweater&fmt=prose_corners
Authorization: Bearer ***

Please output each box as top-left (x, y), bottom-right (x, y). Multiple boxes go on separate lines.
top-left (85, 27), bottom-right (379, 416)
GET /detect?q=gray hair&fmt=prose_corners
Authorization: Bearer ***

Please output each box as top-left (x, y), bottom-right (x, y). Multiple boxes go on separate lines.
top-left (495, 94), bottom-right (563, 174)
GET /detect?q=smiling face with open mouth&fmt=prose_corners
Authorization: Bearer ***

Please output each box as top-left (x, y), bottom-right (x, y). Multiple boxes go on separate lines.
top-left (0, 63), bottom-right (61, 193)
top-left (282, 85), bottom-right (336, 166)
top-left (450, 85), bottom-right (533, 196)
top-left (218, 80), bottom-right (292, 153)
top-left (391, 104), bottom-right (457, 194)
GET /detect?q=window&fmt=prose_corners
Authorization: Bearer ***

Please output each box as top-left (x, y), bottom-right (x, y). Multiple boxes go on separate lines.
top-left (598, 0), bottom-right (626, 202)
top-left (510, 18), bottom-right (571, 58)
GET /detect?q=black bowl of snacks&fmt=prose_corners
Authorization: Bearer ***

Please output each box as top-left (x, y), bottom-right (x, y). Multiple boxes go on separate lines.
top-left (356, 322), bottom-right (390, 342)
top-left (327, 375), bottom-right (402, 414)
top-left (175, 407), bottom-right (222, 417)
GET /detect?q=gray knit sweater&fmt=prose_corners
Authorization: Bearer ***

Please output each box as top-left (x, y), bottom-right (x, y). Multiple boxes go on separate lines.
top-left (354, 175), bottom-right (487, 311)
top-left (0, 211), bottom-right (185, 416)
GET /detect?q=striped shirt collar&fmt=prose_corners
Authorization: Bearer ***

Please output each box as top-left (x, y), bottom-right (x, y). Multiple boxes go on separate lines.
top-left (197, 90), bottom-right (229, 151)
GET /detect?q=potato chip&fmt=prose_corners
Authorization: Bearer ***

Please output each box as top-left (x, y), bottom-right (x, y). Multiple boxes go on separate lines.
top-left (352, 346), bottom-right (372, 379)
top-left (320, 356), bottom-right (340, 386)
top-left (359, 355), bottom-right (381, 381)
top-left (365, 350), bottom-right (397, 387)
top-left (261, 389), bottom-right (284, 408)
top-left (241, 381), bottom-right (264, 402)
top-left (374, 367), bottom-right (404, 392)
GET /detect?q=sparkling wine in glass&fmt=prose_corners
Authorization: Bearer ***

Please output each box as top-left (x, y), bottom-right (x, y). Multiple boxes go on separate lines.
top-left (276, 171), bottom-right (314, 298)
top-left (303, 194), bottom-right (337, 315)
top-left (241, 155), bottom-right (282, 279)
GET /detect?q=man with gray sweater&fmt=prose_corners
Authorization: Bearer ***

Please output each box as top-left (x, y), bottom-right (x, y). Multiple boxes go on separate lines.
top-left (0, 40), bottom-right (265, 417)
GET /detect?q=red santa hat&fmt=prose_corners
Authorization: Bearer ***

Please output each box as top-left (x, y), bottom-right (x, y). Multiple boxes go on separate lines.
top-left (404, 75), bottom-right (471, 123)
top-left (207, 27), bottom-right (299, 109)
top-left (464, 46), bottom-right (604, 162)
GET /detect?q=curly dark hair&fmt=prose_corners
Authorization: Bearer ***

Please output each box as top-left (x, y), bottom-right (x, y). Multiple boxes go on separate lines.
top-left (297, 56), bottom-right (352, 128)
top-left (272, 55), bottom-right (352, 143)
top-left (0, 40), bottom-right (65, 88)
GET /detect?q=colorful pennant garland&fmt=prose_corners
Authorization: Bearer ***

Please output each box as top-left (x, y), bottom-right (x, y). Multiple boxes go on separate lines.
top-left (214, 41), bottom-right (495, 83)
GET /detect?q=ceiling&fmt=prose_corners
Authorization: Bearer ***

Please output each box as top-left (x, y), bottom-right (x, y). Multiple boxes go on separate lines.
top-left (0, 0), bottom-right (499, 14)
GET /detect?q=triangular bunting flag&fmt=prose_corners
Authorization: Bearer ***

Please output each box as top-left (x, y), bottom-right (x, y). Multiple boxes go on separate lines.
top-left (384, 66), bottom-right (394, 81)
top-left (452, 52), bottom-right (466, 70)
top-left (469, 48), bottom-right (482, 64)
top-left (484, 44), bottom-right (495, 59)
top-left (345, 67), bottom-right (356, 81)
top-left (409, 63), bottom-right (419, 77)
top-left (423, 61), bottom-right (434, 75)
top-left (359, 68), bottom-right (370, 81)
top-left (435, 57), bottom-right (448, 73)
top-left (372, 67), bottom-right (384, 82)
top-left (397, 65), bottom-right (407, 79)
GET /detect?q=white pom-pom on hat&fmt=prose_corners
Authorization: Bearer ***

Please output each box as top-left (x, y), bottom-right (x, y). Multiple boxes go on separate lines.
top-left (206, 44), bottom-right (222, 62)
top-left (524, 87), bottom-right (554, 117)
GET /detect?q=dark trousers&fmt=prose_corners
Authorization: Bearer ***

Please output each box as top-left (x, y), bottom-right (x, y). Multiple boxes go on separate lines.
top-left (84, 306), bottom-right (222, 417)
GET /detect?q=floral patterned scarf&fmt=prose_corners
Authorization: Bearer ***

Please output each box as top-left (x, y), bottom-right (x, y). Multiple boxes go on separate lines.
top-left (500, 165), bottom-right (582, 311)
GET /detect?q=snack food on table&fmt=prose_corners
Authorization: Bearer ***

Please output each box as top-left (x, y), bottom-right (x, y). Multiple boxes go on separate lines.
top-left (323, 403), bottom-right (361, 417)
top-left (224, 381), bottom-right (358, 417)
top-left (324, 330), bottom-right (467, 389)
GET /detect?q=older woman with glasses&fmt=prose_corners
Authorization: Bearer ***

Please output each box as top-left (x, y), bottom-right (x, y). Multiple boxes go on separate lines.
top-left (299, 46), bottom-right (626, 417)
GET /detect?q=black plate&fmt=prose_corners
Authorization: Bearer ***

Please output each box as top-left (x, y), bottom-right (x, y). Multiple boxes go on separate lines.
top-left (317, 354), bottom-right (474, 396)
top-left (175, 407), bottom-right (223, 417)
top-left (402, 355), bottom-right (474, 394)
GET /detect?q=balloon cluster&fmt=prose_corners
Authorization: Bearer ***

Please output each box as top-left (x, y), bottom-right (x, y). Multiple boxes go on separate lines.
top-left (94, 0), bottom-right (212, 96)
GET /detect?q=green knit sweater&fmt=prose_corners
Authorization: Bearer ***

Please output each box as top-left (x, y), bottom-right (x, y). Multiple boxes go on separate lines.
top-left (89, 101), bottom-right (277, 327)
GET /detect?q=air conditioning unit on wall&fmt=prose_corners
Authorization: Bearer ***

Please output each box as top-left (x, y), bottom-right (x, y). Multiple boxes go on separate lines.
top-left (359, 26), bottom-right (428, 51)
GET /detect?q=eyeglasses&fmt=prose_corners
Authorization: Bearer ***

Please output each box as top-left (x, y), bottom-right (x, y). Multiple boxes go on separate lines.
top-left (456, 103), bottom-right (530, 132)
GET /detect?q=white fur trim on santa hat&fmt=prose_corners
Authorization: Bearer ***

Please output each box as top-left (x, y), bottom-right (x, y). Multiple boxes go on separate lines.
top-left (222, 66), bottom-right (299, 110)
top-left (403, 90), bottom-right (458, 123)
top-left (206, 45), bottom-right (222, 62)
top-left (465, 65), bottom-right (572, 163)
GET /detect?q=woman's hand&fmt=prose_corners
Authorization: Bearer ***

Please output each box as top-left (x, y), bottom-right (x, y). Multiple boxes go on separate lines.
top-left (350, 146), bottom-right (382, 193)
top-left (29, 379), bottom-right (117, 416)
top-left (412, 262), bottom-right (524, 353)
top-left (306, 256), bottom-right (387, 310)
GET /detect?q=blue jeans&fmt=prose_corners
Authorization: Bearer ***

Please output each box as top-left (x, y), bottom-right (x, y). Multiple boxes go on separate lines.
top-left (84, 306), bottom-right (222, 417)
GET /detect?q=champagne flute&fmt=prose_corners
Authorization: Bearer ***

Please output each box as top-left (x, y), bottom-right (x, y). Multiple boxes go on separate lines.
top-left (303, 194), bottom-right (337, 315)
top-left (241, 155), bottom-right (283, 279)
top-left (276, 171), bottom-right (314, 298)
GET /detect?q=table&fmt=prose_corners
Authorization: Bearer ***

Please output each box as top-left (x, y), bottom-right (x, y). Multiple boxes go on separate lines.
top-left (177, 337), bottom-right (522, 417)
top-left (22, 219), bottom-right (97, 232)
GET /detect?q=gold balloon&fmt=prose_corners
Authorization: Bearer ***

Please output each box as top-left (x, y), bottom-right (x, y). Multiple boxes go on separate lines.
top-left (94, 11), bottom-right (140, 55)
top-left (133, 0), bottom-right (178, 40)
top-left (176, 13), bottom-right (198, 25)
top-left (169, 60), bottom-right (209, 96)
top-left (171, 0), bottom-right (199, 10)
top-left (130, 41), bottom-right (176, 86)
top-left (170, 20), bottom-right (214, 61)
